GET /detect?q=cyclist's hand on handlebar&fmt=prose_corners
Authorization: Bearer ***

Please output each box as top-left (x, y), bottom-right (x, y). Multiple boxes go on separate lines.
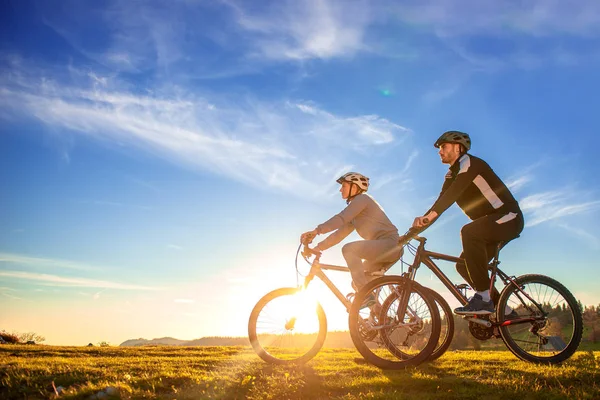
top-left (300, 229), bottom-right (318, 245)
top-left (412, 216), bottom-right (427, 228)
top-left (412, 211), bottom-right (438, 228)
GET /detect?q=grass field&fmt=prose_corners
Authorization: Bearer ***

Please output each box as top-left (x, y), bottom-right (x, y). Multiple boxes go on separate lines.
top-left (1, 345), bottom-right (598, 399)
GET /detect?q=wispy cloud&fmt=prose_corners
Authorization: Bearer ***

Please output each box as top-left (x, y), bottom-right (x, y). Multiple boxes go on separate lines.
top-left (0, 287), bottom-right (22, 300)
top-left (386, 1), bottom-right (600, 71)
top-left (506, 175), bottom-right (533, 194)
top-left (71, 199), bottom-right (152, 211)
top-left (0, 270), bottom-right (162, 290)
top-left (557, 224), bottom-right (599, 249)
top-left (370, 150), bottom-right (418, 191)
top-left (505, 160), bottom-right (547, 194)
top-left (228, 0), bottom-right (371, 60)
top-left (38, 0), bottom-right (373, 76)
top-left (0, 252), bottom-right (100, 271)
top-left (31, 0), bottom-right (600, 87)
top-left (390, 1), bottom-right (600, 38)
top-left (167, 244), bottom-right (183, 251)
top-left (520, 190), bottom-right (600, 227)
top-left (0, 62), bottom-right (409, 199)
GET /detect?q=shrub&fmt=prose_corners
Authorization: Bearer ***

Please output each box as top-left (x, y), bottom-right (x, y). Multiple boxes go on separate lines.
top-left (0, 331), bottom-right (20, 344)
top-left (18, 332), bottom-right (45, 344)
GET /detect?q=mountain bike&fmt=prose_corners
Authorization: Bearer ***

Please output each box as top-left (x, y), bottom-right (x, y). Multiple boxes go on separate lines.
top-left (391, 226), bottom-right (583, 364)
top-left (248, 239), bottom-right (441, 369)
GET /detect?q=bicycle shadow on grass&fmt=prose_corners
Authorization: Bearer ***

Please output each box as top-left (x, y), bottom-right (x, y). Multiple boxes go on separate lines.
top-left (377, 355), bottom-right (598, 399)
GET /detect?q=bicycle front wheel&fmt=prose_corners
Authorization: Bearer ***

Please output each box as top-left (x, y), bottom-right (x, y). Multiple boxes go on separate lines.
top-left (248, 287), bottom-right (327, 365)
top-left (349, 276), bottom-right (440, 369)
top-left (497, 274), bottom-right (583, 364)
top-left (423, 288), bottom-right (454, 362)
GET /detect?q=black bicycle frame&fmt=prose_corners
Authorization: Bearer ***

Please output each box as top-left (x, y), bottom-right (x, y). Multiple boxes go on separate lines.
top-left (406, 237), bottom-right (469, 306)
top-left (403, 235), bottom-right (546, 327)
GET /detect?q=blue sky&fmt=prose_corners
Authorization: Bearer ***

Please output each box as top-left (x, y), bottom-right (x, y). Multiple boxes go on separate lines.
top-left (1, 0), bottom-right (599, 345)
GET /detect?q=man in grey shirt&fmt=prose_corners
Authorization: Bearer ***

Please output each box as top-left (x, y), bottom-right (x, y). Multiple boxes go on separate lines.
top-left (301, 172), bottom-right (402, 292)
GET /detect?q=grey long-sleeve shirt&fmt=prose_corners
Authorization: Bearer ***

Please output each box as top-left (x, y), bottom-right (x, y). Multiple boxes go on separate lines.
top-left (315, 193), bottom-right (399, 251)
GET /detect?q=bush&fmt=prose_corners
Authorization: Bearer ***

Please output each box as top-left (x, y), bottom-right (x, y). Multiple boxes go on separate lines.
top-left (0, 331), bottom-right (46, 344)
top-left (18, 332), bottom-right (45, 344)
top-left (0, 331), bottom-right (20, 344)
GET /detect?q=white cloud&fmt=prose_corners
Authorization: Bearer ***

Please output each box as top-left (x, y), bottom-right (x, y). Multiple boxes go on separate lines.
top-left (33, 0), bottom-right (600, 81)
top-left (0, 271), bottom-right (163, 290)
top-left (520, 190), bottom-right (600, 227)
top-left (506, 175), bottom-right (533, 194)
top-left (0, 252), bottom-right (100, 271)
top-left (384, 1), bottom-right (600, 71)
top-left (557, 224), bottom-right (599, 250)
top-left (0, 287), bottom-right (22, 300)
top-left (293, 102), bottom-right (408, 147)
top-left (0, 65), bottom-right (409, 199)
top-left (370, 150), bottom-right (418, 191)
top-left (389, 1), bottom-right (600, 38)
top-left (228, 0), bottom-right (371, 60)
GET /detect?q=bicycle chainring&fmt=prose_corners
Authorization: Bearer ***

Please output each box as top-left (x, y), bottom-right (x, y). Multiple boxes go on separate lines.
top-left (469, 322), bottom-right (494, 341)
top-left (358, 319), bottom-right (378, 342)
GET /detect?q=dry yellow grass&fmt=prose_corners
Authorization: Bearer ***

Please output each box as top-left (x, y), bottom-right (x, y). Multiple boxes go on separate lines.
top-left (1, 345), bottom-right (598, 399)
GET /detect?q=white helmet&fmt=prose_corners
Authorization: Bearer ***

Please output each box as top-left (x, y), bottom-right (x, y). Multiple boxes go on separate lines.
top-left (336, 172), bottom-right (369, 191)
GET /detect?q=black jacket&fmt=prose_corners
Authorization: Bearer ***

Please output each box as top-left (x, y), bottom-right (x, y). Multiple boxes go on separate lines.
top-left (430, 154), bottom-right (521, 220)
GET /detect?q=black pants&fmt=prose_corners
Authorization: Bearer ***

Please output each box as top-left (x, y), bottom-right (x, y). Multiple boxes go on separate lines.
top-left (456, 211), bottom-right (524, 295)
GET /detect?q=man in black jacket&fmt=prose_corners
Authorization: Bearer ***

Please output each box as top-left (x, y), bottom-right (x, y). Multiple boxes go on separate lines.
top-left (412, 131), bottom-right (524, 315)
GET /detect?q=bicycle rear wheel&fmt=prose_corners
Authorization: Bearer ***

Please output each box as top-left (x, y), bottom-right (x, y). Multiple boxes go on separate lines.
top-left (497, 274), bottom-right (583, 364)
top-left (248, 287), bottom-right (327, 365)
top-left (349, 276), bottom-right (440, 369)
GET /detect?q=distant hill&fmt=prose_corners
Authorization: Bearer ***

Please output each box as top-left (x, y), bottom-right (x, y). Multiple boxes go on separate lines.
top-left (119, 336), bottom-right (251, 347)
top-left (120, 337), bottom-right (190, 347)
top-left (119, 331), bottom-right (356, 347)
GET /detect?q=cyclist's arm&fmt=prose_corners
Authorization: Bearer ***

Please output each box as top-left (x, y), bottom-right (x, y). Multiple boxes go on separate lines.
top-left (315, 223), bottom-right (354, 251)
top-left (428, 161), bottom-right (478, 217)
top-left (315, 195), bottom-right (368, 235)
top-left (413, 177), bottom-right (451, 227)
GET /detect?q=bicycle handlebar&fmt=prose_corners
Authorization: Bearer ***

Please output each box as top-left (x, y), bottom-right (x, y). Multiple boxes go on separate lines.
top-left (399, 224), bottom-right (429, 247)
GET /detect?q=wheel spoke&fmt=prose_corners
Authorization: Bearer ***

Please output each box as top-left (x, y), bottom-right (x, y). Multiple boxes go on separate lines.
top-left (249, 287), bottom-right (327, 364)
top-left (498, 275), bottom-right (582, 364)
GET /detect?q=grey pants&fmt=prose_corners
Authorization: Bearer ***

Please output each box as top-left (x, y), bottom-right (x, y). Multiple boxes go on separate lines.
top-left (342, 237), bottom-right (402, 290)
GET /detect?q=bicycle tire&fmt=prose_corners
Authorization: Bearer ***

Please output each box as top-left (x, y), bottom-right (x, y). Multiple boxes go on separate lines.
top-left (248, 287), bottom-right (327, 365)
top-left (423, 288), bottom-right (454, 362)
top-left (348, 276), bottom-right (441, 369)
top-left (497, 274), bottom-right (583, 364)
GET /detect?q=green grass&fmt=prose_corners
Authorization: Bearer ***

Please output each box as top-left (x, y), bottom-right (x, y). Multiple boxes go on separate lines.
top-left (1, 345), bottom-right (598, 399)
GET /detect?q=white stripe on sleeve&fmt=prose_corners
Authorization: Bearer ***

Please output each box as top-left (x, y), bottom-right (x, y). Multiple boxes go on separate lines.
top-left (473, 175), bottom-right (504, 209)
